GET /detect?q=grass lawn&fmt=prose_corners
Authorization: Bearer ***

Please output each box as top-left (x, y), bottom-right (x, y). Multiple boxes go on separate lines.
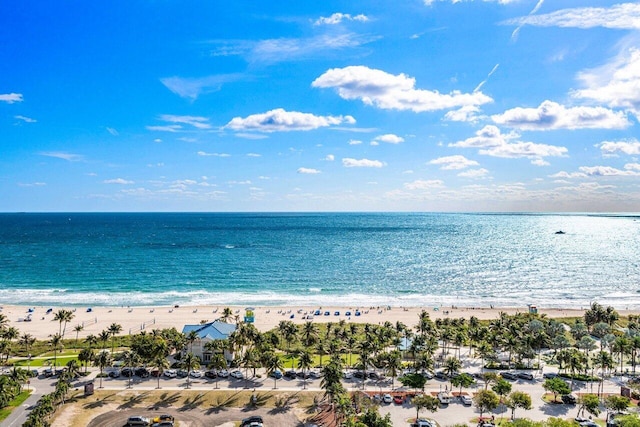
top-left (12, 354), bottom-right (79, 367)
top-left (0, 391), bottom-right (31, 422)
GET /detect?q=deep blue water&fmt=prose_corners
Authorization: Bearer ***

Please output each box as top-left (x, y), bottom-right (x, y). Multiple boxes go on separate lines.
top-left (1, 212), bottom-right (639, 308)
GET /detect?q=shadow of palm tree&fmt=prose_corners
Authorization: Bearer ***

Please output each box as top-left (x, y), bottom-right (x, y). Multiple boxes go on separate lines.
top-left (118, 391), bottom-right (150, 409)
top-left (179, 392), bottom-right (207, 411)
top-left (149, 392), bottom-right (181, 408)
top-left (269, 393), bottom-right (300, 414)
top-left (205, 392), bottom-right (241, 414)
top-left (83, 393), bottom-right (116, 409)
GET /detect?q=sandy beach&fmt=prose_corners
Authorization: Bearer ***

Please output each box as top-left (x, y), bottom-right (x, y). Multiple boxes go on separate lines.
top-left (3, 303), bottom-right (637, 341)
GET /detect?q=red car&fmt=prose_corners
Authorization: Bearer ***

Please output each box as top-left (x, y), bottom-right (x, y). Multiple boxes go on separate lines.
top-left (393, 395), bottom-right (404, 404)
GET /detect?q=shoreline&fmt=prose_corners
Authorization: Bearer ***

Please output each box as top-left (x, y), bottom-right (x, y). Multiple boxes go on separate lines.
top-left (3, 303), bottom-right (638, 341)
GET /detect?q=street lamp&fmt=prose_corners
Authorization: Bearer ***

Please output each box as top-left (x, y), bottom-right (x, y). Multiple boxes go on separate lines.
top-left (27, 354), bottom-right (32, 392)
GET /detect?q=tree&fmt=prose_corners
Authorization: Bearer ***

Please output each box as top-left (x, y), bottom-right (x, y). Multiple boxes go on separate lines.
top-left (451, 373), bottom-right (475, 399)
top-left (399, 373), bottom-right (427, 392)
top-left (298, 349), bottom-right (313, 390)
top-left (53, 309), bottom-right (74, 338)
top-left (108, 323), bottom-right (122, 354)
top-left (474, 389), bottom-right (500, 419)
top-left (182, 352), bottom-right (200, 389)
top-left (385, 350), bottom-right (403, 390)
top-left (506, 391), bottom-right (532, 420)
top-left (358, 408), bottom-right (393, 427)
top-left (579, 394), bottom-right (601, 419)
top-left (8, 367), bottom-right (28, 392)
top-left (64, 359), bottom-right (80, 381)
top-left (221, 307), bottom-right (233, 323)
top-left (264, 351), bottom-right (284, 389)
top-left (207, 353), bottom-right (227, 389)
top-left (19, 333), bottom-right (36, 354)
top-left (543, 377), bottom-right (571, 402)
top-left (605, 395), bottom-right (630, 413)
top-left (121, 350), bottom-right (140, 389)
top-left (78, 348), bottom-right (94, 373)
top-left (94, 350), bottom-right (112, 388)
top-left (412, 394), bottom-right (439, 422)
top-left (49, 333), bottom-right (63, 369)
top-left (151, 354), bottom-right (170, 389)
top-left (73, 324), bottom-right (84, 349)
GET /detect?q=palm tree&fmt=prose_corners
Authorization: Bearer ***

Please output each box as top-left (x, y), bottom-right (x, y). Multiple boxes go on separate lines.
top-left (9, 367), bottom-right (28, 392)
top-left (221, 307), bottom-right (233, 323)
top-left (78, 348), bottom-right (95, 373)
top-left (65, 359), bottom-right (81, 381)
top-left (264, 351), bottom-right (284, 389)
top-left (298, 349), bottom-right (313, 390)
top-left (73, 324), bottom-right (84, 349)
top-left (207, 353), bottom-right (227, 389)
top-left (49, 333), bottom-right (63, 369)
top-left (53, 309), bottom-right (74, 338)
top-left (98, 330), bottom-right (111, 350)
top-left (18, 333), bottom-right (35, 355)
top-left (108, 323), bottom-right (122, 354)
top-left (182, 352), bottom-right (200, 389)
top-left (85, 334), bottom-right (98, 350)
top-left (151, 354), bottom-right (170, 389)
top-left (94, 350), bottom-right (112, 388)
top-left (121, 350), bottom-right (139, 389)
top-left (386, 350), bottom-right (403, 390)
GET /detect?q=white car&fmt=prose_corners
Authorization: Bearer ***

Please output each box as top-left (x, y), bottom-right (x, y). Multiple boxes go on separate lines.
top-left (189, 370), bottom-right (203, 378)
top-left (382, 393), bottom-right (393, 404)
top-left (460, 394), bottom-right (473, 405)
top-left (217, 369), bottom-right (229, 378)
top-left (437, 392), bottom-right (451, 405)
top-left (163, 369), bottom-right (177, 378)
top-left (415, 419), bottom-right (437, 427)
top-left (230, 370), bottom-right (243, 379)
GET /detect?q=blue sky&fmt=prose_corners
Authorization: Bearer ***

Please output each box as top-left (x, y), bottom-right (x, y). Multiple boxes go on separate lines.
top-left (1, 0), bottom-right (639, 212)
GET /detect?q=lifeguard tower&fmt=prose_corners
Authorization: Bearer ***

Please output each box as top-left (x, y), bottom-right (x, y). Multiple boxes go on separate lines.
top-left (244, 307), bottom-right (255, 323)
top-left (528, 304), bottom-right (538, 314)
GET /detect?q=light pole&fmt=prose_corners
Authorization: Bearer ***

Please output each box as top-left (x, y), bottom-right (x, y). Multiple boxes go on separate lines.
top-left (27, 354), bottom-right (32, 392)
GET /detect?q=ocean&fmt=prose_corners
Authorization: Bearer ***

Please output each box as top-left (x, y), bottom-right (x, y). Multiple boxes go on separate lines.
top-left (0, 212), bottom-right (639, 309)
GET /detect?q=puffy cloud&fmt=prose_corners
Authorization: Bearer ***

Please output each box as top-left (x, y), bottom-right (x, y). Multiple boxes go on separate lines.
top-left (325, 154), bottom-right (335, 161)
top-left (103, 178), bottom-right (134, 184)
top-left (549, 171), bottom-right (587, 179)
top-left (531, 158), bottom-right (550, 166)
top-left (458, 168), bottom-right (489, 178)
top-left (403, 179), bottom-right (444, 190)
top-left (502, 3), bottom-right (640, 30)
top-left (429, 155), bottom-right (479, 170)
top-left (492, 100), bottom-right (630, 130)
top-left (579, 164), bottom-right (640, 176)
top-left (297, 167), bottom-right (321, 174)
top-left (373, 134), bottom-right (404, 144)
top-left (342, 158), bottom-right (385, 168)
top-left (348, 139), bottom-right (363, 145)
top-left (160, 73), bottom-right (243, 100)
top-left (572, 47), bottom-right (640, 119)
top-left (444, 105), bottom-right (482, 122)
top-left (0, 93), bottom-right (23, 103)
top-left (226, 108), bottom-right (355, 132)
top-left (598, 140), bottom-right (640, 156)
top-left (314, 13), bottom-right (369, 25)
top-left (449, 125), bottom-right (568, 159)
top-left (312, 66), bottom-right (492, 112)
top-left (39, 151), bottom-right (84, 162)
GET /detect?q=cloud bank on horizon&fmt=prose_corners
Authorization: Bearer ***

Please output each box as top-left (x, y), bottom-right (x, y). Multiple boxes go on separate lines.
top-left (1, 1), bottom-right (639, 212)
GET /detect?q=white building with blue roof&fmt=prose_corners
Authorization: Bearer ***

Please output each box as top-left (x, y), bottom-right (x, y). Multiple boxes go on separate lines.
top-left (181, 320), bottom-right (237, 364)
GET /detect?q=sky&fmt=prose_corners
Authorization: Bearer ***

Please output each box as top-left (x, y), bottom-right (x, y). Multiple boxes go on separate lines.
top-left (1, 1), bottom-right (640, 212)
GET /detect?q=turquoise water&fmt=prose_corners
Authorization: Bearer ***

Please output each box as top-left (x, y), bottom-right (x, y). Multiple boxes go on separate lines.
top-left (1, 212), bottom-right (639, 308)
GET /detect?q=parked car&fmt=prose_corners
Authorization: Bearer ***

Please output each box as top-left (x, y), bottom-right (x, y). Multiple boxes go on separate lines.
top-left (561, 394), bottom-right (577, 404)
top-left (135, 367), bottom-right (150, 378)
top-left (500, 371), bottom-right (518, 381)
top-left (163, 369), bottom-right (177, 378)
top-left (420, 370), bottom-right (434, 379)
top-left (151, 422), bottom-right (174, 427)
top-left (217, 369), bottom-right (229, 378)
top-left (241, 415), bottom-right (264, 427)
top-left (543, 372), bottom-right (557, 379)
top-left (393, 395), bottom-right (404, 404)
top-left (230, 370), bottom-right (243, 379)
top-left (296, 371), bottom-right (311, 379)
top-left (434, 371), bottom-right (448, 380)
top-left (460, 394), bottom-right (473, 405)
top-left (270, 369), bottom-right (283, 379)
top-left (309, 370), bottom-right (322, 379)
top-left (205, 370), bottom-right (217, 379)
top-left (121, 368), bottom-right (134, 377)
top-left (108, 369), bottom-right (120, 378)
top-left (126, 416), bottom-right (151, 426)
top-left (517, 372), bottom-right (534, 380)
top-left (437, 392), bottom-right (451, 405)
top-left (284, 370), bottom-right (296, 379)
top-left (343, 371), bottom-right (353, 380)
top-left (152, 414), bottom-right (175, 424)
top-left (368, 371), bottom-right (383, 380)
top-left (382, 393), bottom-right (393, 404)
top-left (353, 371), bottom-right (365, 379)
top-left (176, 369), bottom-right (188, 378)
top-left (413, 419), bottom-right (437, 427)
top-left (189, 370), bottom-right (203, 378)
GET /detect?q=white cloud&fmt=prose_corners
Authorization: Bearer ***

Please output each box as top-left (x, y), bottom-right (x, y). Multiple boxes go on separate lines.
top-left (458, 168), bottom-right (489, 178)
top-left (531, 158), bottom-right (550, 166)
top-left (226, 108), bottom-right (355, 132)
top-left (158, 114), bottom-right (212, 129)
top-left (314, 13), bottom-right (369, 26)
top-left (14, 115), bottom-right (36, 123)
top-left (373, 134), bottom-right (404, 144)
top-left (234, 133), bottom-right (269, 140)
top-left (297, 167), bottom-right (321, 174)
top-left (579, 164), bottom-right (640, 176)
top-left (549, 171), bottom-right (587, 179)
top-left (429, 155), bottom-right (479, 170)
top-left (146, 125), bottom-right (182, 132)
top-left (492, 100), bottom-right (630, 130)
top-left (449, 125), bottom-right (568, 159)
top-left (342, 158), bottom-right (385, 168)
top-left (197, 151), bottom-right (231, 157)
top-left (211, 33), bottom-right (378, 64)
top-left (403, 179), bottom-right (444, 190)
top-left (160, 74), bottom-right (243, 100)
top-left (598, 140), bottom-right (640, 156)
top-left (106, 127), bottom-right (119, 136)
top-left (0, 93), bottom-right (23, 103)
top-left (312, 66), bottom-right (492, 113)
top-left (503, 3), bottom-right (640, 30)
top-left (348, 139), bottom-right (363, 145)
top-left (247, 153), bottom-right (262, 157)
top-left (18, 182), bottom-right (46, 187)
top-left (572, 47), bottom-right (640, 119)
top-left (154, 138), bottom-right (162, 143)
top-left (103, 178), bottom-right (134, 184)
top-left (325, 154), bottom-right (335, 161)
top-left (39, 151), bottom-right (84, 162)
top-left (444, 105), bottom-right (482, 122)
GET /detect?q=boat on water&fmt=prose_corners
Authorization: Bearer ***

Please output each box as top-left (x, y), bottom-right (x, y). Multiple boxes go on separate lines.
top-left (554, 230), bottom-right (565, 234)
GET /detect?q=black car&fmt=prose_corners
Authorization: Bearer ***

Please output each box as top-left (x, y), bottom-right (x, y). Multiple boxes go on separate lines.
top-left (434, 371), bottom-right (449, 380)
top-left (561, 394), bottom-right (577, 404)
top-left (517, 372), bottom-right (534, 381)
top-left (121, 368), bottom-right (134, 377)
top-left (284, 370), bottom-right (297, 379)
top-left (205, 370), bottom-right (217, 379)
top-left (296, 371), bottom-right (311, 379)
top-left (353, 371), bottom-right (365, 379)
top-left (135, 367), bottom-right (150, 378)
top-left (500, 372), bottom-right (518, 381)
top-left (108, 370), bottom-right (120, 378)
